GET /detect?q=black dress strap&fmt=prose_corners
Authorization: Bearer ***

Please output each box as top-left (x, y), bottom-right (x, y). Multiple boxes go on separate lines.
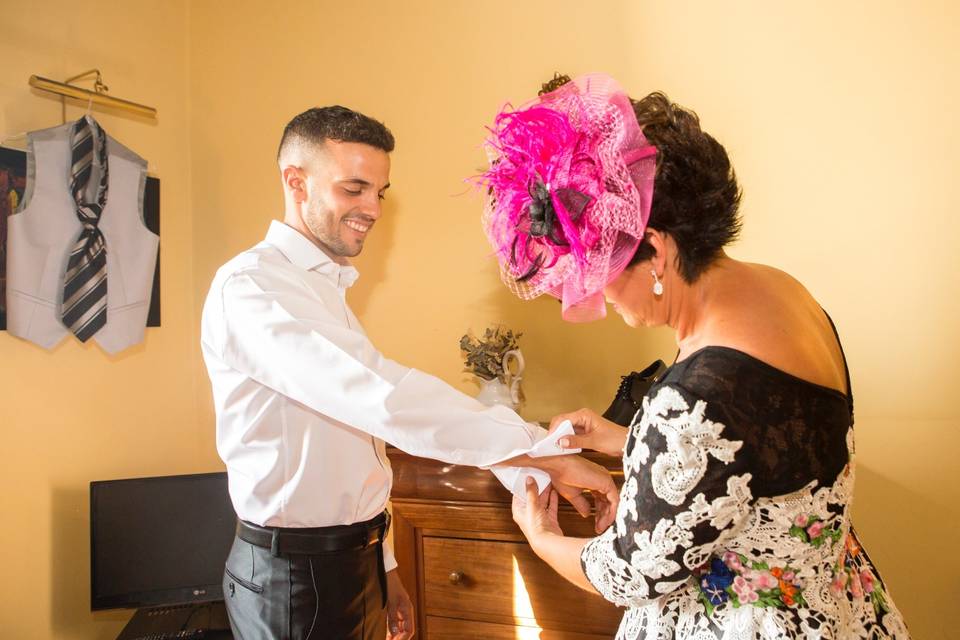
top-left (822, 309), bottom-right (854, 416)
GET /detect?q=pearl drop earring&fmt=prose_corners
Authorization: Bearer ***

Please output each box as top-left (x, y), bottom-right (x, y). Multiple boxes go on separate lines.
top-left (651, 269), bottom-right (664, 296)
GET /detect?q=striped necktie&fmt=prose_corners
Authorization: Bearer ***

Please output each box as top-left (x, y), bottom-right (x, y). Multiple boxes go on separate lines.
top-left (62, 116), bottom-right (109, 342)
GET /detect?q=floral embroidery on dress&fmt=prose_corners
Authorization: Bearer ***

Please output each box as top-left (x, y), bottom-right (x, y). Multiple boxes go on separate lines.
top-left (833, 532), bottom-right (892, 616)
top-left (789, 513), bottom-right (843, 548)
top-left (696, 553), bottom-right (807, 616)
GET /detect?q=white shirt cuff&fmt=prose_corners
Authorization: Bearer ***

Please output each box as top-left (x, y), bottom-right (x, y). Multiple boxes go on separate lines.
top-left (383, 538), bottom-right (398, 573)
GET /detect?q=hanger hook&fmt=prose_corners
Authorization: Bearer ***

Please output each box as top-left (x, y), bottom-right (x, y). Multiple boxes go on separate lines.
top-left (60, 69), bottom-right (106, 123)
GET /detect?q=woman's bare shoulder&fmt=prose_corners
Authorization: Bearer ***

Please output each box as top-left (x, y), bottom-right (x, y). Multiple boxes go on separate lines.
top-left (699, 262), bottom-right (848, 394)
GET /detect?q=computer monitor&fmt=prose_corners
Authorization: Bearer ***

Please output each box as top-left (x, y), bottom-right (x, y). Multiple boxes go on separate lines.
top-left (90, 472), bottom-right (237, 611)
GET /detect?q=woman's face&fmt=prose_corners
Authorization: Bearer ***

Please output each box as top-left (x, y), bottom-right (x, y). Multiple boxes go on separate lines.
top-left (603, 261), bottom-right (663, 328)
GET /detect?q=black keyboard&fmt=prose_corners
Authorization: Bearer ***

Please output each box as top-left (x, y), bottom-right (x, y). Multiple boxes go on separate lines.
top-left (130, 630), bottom-right (215, 640)
top-left (117, 602), bottom-right (232, 640)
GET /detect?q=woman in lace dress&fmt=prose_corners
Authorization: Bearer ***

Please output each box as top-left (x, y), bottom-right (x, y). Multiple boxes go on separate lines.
top-left (479, 74), bottom-right (910, 638)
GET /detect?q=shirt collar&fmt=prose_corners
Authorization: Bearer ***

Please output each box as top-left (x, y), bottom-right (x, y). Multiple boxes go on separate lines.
top-left (264, 220), bottom-right (360, 289)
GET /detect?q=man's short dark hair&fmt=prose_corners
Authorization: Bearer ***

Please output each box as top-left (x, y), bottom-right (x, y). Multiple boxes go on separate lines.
top-left (277, 105), bottom-right (395, 160)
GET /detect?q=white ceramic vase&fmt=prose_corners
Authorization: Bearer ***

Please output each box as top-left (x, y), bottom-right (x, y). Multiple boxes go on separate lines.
top-left (475, 349), bottom-right (525, 411)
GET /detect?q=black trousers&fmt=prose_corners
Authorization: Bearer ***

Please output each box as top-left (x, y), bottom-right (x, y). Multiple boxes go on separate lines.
top-left (223, 535), bottom-right (386, 640)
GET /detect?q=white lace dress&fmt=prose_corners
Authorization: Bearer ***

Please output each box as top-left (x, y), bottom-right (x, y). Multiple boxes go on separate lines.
top-left (581, 347), bottom-right (910, 639)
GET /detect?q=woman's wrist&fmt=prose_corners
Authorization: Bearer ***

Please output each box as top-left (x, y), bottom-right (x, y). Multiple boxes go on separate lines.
top-left (589, 426), bottom-right (627, 457)
top-left (607, 430), bottom-right (628, 457)
top-left (528, 529), bottom-right (560, 556)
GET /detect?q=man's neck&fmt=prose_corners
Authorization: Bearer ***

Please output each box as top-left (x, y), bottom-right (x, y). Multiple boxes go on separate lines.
top-left (281, 216), bottom-right (349, 266)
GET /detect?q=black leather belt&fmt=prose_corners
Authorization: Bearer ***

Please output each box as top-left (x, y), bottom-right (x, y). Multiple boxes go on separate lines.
top-left (237, 511), bottom-right (391, 607)
top-left (237, 511), bottom-right (390, 557)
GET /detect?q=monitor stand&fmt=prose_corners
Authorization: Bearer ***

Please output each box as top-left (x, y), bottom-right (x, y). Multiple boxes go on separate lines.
top-left (116, 601), bottom-right (232, 640)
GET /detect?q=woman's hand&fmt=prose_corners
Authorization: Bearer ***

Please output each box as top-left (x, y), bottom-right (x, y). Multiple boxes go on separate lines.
top-left (512, 477), bottom-right (601, 594)
top-left (512, 476), bottom-right (562, 549)
top-left (550, 408), bottom-right (628, 457)
top-left (538, 454), bottom-right (619, 533)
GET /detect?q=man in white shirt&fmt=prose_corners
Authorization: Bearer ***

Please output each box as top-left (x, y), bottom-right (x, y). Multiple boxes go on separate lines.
top-left (201, 106), bottom-right (618, 640)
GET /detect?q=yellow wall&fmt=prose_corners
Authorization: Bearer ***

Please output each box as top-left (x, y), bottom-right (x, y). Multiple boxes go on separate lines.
top-left (1, 1), bottom-right (956, 638)
top-left (0, 2), bottom-right (218, 638)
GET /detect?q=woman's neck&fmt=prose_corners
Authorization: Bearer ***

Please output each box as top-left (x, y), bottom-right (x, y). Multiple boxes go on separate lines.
top-left (669, 254), bottom-right (738, 356)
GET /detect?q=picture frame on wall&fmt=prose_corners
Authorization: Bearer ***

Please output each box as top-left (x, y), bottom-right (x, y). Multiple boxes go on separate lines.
top-left (0, 145), bottom-right (160, 332)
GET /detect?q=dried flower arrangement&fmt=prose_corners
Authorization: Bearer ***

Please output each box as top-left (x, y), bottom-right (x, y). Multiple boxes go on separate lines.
top-left (459, 326), bottom-right (521, 383)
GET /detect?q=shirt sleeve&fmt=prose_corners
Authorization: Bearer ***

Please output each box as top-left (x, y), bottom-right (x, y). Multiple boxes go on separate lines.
top-left (383, 539), bottom-right (398, 573)
top-left (213, 265), bottom-right (544, 467)
top-left (580, 383), bottom-right (754, 608)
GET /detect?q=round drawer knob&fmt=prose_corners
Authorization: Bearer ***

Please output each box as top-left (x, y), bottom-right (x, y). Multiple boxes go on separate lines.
top-left (448, 571), bottom-right (465, 585)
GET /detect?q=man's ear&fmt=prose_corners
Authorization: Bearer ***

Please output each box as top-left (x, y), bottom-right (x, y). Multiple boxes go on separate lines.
top-left (281, 165), bottom-right (307, 204)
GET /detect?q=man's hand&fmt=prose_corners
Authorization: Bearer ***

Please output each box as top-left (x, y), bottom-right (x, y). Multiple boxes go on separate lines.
top-left (539, 454), bottom-right (619, 533)
top-left (550, 408), bottom-right (628, 457)
top-left (385, 569), bottom-right (415, 640)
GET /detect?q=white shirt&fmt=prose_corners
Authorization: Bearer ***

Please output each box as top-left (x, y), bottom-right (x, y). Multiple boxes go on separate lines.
top-left (201, 221), bottom-right (544, 571)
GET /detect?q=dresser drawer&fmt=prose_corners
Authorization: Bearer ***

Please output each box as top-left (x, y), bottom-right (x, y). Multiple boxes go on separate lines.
top-left (426, 615), bottom-right (612, 639)
top-left (423, 536), bottom-right (621, 636)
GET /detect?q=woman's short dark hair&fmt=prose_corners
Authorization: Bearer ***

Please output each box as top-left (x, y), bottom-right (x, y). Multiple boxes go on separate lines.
top-left (628, 92), bottom-right (741, 282)
top-left (538, 75), bottom-right (742, 283)
top-left (278, 105), bottom-right (395, 160)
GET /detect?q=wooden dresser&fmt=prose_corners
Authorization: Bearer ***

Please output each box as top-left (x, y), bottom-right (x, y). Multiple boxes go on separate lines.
top-left (387, 448), bottom-right (624, 639)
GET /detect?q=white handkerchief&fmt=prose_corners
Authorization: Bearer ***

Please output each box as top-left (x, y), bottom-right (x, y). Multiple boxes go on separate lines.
top-left (491, 419), bottom-right (582, 502)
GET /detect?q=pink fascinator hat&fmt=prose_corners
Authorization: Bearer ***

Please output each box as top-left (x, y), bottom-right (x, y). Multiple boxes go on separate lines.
top-left (480, 73), bottom-right (657, 322)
